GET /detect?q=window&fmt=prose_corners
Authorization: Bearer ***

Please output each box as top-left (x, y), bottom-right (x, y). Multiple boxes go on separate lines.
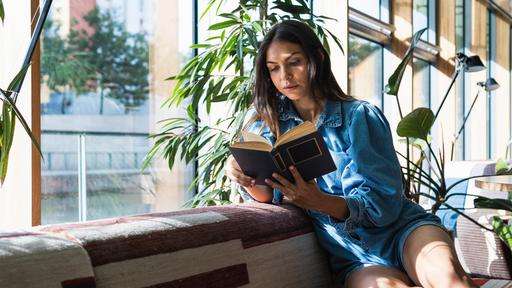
top-left (348, 0), bottom-right (391, 108)
top-left (348, 35), bottom-right (383, 107)
top-left (454, 0), bottom-right (465, 160)
top-left (349, 0), bottom-right (389, 22)
top-left (412, 59), bottom-right (430, 109)
top-left (412, 0), bottom-right (434, 110)
top-left (40, 0), bottom-right (195, 224)
top-left (488, 10), bottom-right (495, 159)
top-left (413, 0), bottom-right (435, 43)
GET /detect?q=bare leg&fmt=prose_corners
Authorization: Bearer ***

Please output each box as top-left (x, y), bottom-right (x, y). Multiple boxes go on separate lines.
top-left (345, 265), bottom-right (419, 288)
top-left (401, 225), bottom-right (478, 288)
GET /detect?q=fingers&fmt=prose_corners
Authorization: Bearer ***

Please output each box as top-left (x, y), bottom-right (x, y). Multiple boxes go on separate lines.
top-left (289, 166), bottom-right (305, 185)
top-left (226, 156), bottom-right (255, 187)
top-left (264, 177), bottom-right (286, 192)
top-left (271, 172), bottom-right (293, 188)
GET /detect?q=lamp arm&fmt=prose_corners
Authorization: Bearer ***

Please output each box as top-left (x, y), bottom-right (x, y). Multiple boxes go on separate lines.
top-left (434, 68), bottom-right (461, 120)
top-left (454, 89), bottom-right (480, 141)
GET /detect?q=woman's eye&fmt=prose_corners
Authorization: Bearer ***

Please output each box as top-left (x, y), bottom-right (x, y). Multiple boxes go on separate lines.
top-left (269, 66), bottom-right (278, 72)
top-left (290, 59), bottom-right (300, 65)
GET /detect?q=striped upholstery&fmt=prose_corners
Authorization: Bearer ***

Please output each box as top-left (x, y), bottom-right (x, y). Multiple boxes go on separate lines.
top-left (0, 230), bottom-right (95, 288)
top-left (2, 201), bottom-right (511, 287)
top-left (442, 161), bottom-right (512, 279)
top-left (456, 209), bottom-right (512, 279)
top-left (38, 203), bottom-right (333, 288)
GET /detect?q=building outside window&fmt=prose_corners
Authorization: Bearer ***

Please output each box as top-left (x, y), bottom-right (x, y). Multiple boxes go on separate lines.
top-left (40, 0), bottom-right (195, 224)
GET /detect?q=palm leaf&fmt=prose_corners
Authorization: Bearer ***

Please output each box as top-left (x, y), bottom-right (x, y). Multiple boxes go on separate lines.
top-left (385, 28), bottom-right (427, 96)
top-left (0, 0), bottom-right (4, 23)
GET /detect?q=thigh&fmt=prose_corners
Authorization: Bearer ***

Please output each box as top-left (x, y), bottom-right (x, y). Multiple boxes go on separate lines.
top-left (401, 224), bottom-right (469, 287)
top-left (345, 265), bottom-right (415, 288)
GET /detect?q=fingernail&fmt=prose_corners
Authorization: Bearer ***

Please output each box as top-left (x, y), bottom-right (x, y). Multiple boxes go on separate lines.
top-left (272, 173), bottom-right (277, 177)
top-left (289, 166), bottom-right (295, 170)
top-left (251, 180), bottom-right (255, 186)
top-left (265, 179), bottom-right (270, 183)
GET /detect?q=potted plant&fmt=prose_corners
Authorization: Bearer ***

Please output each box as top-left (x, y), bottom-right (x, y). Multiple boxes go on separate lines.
top-left (143, 0), bottom-right (344, 207)
top-left (387, 28), bottom-right (512, 248)
top-left (0, 0), bottom-right (49, 185)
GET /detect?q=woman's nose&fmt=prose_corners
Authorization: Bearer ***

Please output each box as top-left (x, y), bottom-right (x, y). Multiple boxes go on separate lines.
top-left (280, 68), bottom-right (292, 81)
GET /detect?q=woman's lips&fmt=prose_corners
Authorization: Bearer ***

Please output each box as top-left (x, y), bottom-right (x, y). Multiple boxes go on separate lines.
top-left (283, 85), bottom-right (298, 90)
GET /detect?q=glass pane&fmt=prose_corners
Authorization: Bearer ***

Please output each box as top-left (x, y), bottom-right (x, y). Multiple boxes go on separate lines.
top-left (349, 0), bottom-right (380, 19)
top-left (413, 0), bottom-right (429, 41)
top-left (348, 35), bottom-right (383, 107)
top-left (85, 134), bottom-right (152, 220)
top-left (41, 0), bottom-right (194, 223)
top-left (412, 58), bottom-right (430, 109)
top-left (41, 133), bottom-right (79, 224)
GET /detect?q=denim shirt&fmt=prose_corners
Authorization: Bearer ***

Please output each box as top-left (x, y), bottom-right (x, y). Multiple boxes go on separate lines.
top-left (242, 96), bottom-right (440, 261)
top-left (244, 96), bottom-right (405, 224)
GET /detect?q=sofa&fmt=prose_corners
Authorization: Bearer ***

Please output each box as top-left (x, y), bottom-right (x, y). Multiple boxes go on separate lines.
top-left (0, 203), bottom-right (334, 287)
top-left (1, 201), bottom-right (512, 288)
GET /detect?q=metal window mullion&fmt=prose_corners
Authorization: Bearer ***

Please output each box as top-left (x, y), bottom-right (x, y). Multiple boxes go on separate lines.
top-left (78, 133), bottom-right (87, 222)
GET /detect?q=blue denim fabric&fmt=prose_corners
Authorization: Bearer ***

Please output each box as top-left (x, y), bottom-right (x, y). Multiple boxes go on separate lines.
top-left (243, 96), bottom-right (442, 286)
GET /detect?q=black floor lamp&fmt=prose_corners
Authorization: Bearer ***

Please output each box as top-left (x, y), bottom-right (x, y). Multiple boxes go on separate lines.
top-left (450, 77), bottom-right (500, 160)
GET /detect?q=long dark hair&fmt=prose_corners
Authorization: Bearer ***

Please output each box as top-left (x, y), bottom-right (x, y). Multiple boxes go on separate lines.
top-left (251, 20), bottom-right (352, 137)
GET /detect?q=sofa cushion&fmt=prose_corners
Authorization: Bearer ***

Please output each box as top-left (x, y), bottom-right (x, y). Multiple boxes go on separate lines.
top-left (455, 209), bottom-right (512, 279)
top-left (0, 230), bottom-right (96, 288)
top-left (39, 203), bottom-right (332, 288)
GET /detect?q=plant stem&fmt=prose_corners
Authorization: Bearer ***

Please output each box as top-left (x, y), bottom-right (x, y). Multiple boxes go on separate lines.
top-left (419, 192), bottom-right (494, 232)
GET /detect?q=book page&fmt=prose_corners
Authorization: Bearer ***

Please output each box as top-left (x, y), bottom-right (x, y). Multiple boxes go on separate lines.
top-left (275, 121), bottom-right (316, 147)
top-left (230, 141), bottom-right (273, 152)
top-left (241, 131), bottom-right (271, 144)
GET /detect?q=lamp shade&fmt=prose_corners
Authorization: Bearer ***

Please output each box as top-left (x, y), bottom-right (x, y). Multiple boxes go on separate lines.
top-left (478, 77), bottom-right (500, 92)
top-left (464, 55), bottom-right (486, 72)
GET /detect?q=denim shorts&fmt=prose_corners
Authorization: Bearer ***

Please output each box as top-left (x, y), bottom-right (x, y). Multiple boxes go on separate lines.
top-left (339, 219), bottom-right (449, 287)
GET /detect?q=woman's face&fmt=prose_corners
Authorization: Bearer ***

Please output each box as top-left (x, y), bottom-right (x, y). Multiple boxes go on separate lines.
top-left (265, 40), bottom-right (310, 101)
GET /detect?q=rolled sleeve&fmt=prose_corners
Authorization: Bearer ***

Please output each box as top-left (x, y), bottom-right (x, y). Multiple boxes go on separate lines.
top-left (342, 102), bottom-right (404, 230)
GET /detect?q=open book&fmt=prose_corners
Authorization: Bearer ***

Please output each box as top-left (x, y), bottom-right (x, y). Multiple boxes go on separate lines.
top-left (229, 121), bottom-right (337, 185)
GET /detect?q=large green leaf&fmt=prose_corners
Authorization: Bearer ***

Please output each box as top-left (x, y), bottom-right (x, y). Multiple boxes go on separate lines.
top-left (0, 89), bottom-right (43, 157)
top-left (384, 28), bottom-right (427, 96)
top-left (397, 107), bottom-right (435, 141)
top-left (491, 216), bottom-right (512, 250)
top-left (271, 2), bottom-right (309, 15)
top-left (208, 19), bottom-right (239, 30)
top-left (0, 0), bottom-right (4, 23)
top-left (496, 158), bottom-right (511, 175)
top-left (1, 65), bottom-right (43, 157)
top-left (475, 197), bottom-right (512, 212)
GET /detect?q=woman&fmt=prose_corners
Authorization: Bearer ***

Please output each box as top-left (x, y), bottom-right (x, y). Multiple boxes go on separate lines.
top-left (225, 20), bottom-right (476, 288)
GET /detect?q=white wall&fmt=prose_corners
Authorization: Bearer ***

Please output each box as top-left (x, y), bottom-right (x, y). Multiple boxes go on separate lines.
top-left (0, 0), bottom-right (34, 228)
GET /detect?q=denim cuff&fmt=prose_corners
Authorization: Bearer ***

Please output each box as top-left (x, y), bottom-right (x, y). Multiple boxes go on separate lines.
top-left (343, 195), bottom-right (364, 232)
top-left (272, 189), bottom-right (283, 205)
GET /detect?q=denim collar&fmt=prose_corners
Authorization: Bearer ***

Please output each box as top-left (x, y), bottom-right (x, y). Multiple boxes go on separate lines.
top-left (277, 94), bottom-right (342, 128)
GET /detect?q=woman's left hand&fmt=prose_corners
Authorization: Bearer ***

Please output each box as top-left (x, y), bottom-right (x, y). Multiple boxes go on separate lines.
top-left (265, 165), bottom-right (325, 210)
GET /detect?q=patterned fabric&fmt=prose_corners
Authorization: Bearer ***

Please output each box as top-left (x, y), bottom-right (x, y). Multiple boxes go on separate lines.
top-left (0, 230), bottom-right (96, 288)
top-left (456, 209), bottom-right (512, 279)
top-left (39, 203), bottom-right (332, 288)
top-left (473, 278), bottom-right (512, 287)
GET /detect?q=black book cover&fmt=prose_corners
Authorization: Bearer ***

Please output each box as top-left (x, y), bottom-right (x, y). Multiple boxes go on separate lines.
top-left (229, 130), bottom-right (337, 185)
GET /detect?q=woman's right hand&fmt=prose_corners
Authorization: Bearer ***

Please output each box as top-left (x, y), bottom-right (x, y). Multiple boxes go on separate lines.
top-left (226, 155), bottom-right (255, 188)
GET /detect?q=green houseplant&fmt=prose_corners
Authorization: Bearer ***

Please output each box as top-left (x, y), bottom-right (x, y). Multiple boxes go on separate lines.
top-left (386, 28), bottom-right (512, 248)
top-left (143, 0), bottom-right (343, 207)
top-left (0, 0), bottom-right (45, 185)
